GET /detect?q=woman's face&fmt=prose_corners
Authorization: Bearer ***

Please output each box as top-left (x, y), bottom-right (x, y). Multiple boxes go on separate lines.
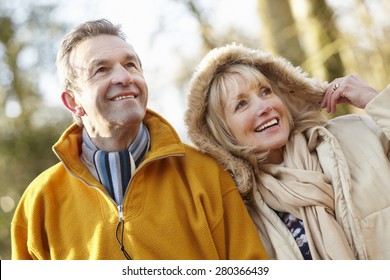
top-left (223, 74), bottom-right (291, 164)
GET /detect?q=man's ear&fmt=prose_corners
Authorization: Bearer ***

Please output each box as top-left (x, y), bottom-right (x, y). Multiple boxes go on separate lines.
top-left (61, 91), bottom-right (85, 116)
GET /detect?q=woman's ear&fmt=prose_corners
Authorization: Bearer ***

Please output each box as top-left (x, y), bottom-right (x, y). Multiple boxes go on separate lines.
top-left (61, 91), bottom-right (85, 116)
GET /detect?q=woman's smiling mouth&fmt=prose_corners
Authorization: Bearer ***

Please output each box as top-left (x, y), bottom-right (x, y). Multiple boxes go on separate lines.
top-left (255, 118), bottom-right (279, 132)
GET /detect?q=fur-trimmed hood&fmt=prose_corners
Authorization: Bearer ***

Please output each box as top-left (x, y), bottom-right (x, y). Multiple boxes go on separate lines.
top-left (184, 44), bottom-right (328, 195)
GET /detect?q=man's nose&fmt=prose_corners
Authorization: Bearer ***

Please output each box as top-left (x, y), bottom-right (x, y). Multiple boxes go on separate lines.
top-left (111, 65), bottom-right (133, 85)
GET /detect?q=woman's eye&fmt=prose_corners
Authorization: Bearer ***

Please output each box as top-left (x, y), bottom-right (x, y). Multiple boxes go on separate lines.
top-left (261, 87), bottom-right (272, 96)
top-left (235, 100), bottom-right (247, 111)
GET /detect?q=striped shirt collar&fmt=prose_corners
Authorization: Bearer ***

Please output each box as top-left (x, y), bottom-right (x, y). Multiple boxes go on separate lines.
top-left (82, 124), bottom-right (150, 166)
top-left (81, 124), bottom-right (150, 205)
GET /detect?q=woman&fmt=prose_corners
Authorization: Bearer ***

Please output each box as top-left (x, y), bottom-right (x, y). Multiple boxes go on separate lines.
top-left (185, 44), bottom-right (390, 260)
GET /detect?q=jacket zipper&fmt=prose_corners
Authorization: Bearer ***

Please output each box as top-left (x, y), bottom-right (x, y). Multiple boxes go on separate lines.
top-left (56, 150), bottom-right (183, 259)
top-left (58, 152), bottom-right (183, 217)
top-left (117, 204), bottom-right (124, 222)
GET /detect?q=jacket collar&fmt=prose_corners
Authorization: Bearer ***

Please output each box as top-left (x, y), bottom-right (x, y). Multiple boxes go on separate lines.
top-left (53, 109), bottom-right (185, 185)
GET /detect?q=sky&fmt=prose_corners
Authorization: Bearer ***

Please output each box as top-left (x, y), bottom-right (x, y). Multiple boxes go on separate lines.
top-left (34, 0), bottom-right (260, 142)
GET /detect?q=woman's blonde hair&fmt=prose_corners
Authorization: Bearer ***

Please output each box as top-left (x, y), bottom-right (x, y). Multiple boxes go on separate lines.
top-left (205, 64), bottom-right (294, 163)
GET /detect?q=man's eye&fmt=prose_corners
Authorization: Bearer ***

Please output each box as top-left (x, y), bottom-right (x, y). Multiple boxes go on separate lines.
top-left (126, 62), bottom-right (139, 69)
top-left (96, 67), bottom-right (107, 74)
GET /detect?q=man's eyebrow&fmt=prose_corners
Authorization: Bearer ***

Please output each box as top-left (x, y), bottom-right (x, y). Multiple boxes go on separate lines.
top-left (75, 59), bottom-right (101, 77)
top-left (125, 54), bottom-right (138, 61)
top-left (87, 59), bottom-right (108, 74)
top-left (124, 53), bottom-right (142, 67)
top-left (87, 54), bottom-right (141, 73)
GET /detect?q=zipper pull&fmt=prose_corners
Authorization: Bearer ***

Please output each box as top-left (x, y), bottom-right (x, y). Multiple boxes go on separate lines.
top-left (117, 204), bottom-right (124, 221)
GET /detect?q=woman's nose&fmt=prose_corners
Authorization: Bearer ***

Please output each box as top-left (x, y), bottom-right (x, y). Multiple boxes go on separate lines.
top-left (111, 65), bottom-right (133, 85)
top-left (255, 99), bottom-right (272, 116)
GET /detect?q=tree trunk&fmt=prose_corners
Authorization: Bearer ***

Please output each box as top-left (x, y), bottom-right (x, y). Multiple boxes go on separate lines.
top-left (257, 0), bottom-right (306, 66)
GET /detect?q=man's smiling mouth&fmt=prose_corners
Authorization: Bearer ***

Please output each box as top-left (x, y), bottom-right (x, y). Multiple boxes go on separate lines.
top-left (110, 94), bottom-right (136, 101)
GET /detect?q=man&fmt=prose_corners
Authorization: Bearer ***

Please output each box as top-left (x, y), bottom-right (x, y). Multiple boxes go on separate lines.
top-left (11, 19), bottom-right (268, 260)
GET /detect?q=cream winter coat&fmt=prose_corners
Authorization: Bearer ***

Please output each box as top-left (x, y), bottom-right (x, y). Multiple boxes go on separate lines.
top-left (185, 44), bottom-right (390, 259)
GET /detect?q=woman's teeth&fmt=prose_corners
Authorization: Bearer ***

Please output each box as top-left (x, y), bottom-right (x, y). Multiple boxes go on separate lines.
top-left (256, 119), bottom-right (278, 132)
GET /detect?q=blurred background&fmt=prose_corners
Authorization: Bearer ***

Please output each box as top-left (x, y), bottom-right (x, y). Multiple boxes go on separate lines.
top-left (1, 0), bottom-right (389, 259)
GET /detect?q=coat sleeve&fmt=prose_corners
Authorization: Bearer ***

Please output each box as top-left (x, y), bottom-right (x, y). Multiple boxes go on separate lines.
top-left (11, 222), bottom-right (33, 260)
top-left (365, 84), bottom-right (390, 156)
top-left (213, 171), bottom-right (269, 260)
top-left (11, 181), bottom-right (46, 260)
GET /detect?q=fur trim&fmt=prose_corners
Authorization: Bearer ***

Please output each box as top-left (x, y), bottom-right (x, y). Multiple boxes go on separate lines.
top-left (185, 43), bottom-right (327, 194)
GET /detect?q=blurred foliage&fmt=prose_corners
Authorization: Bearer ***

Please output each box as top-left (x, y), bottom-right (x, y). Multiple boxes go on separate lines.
top-left (0, 1), bottom-right (71, 259)
top-left (1, 0), bottom-right (389, 260)
top-left (175, 0), bottom-right (390, 118)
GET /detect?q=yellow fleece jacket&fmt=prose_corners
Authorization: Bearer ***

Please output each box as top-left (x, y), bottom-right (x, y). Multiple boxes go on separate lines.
top-left (11, 109), bottom-right (268, 260)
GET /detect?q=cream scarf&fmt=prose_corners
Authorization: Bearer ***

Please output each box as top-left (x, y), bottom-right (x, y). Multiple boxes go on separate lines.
top-left (256, 130), bottom-right (355, 259)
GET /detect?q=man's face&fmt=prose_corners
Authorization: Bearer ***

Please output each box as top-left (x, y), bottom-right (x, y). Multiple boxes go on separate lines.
top-left (67, 34), bottom-right (148, 136)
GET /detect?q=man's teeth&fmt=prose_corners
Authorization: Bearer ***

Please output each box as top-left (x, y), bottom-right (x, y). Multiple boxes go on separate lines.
top-left (256, 119), bottom-right (278, 132)
top-left (112, 95), bottom-right (135, 101)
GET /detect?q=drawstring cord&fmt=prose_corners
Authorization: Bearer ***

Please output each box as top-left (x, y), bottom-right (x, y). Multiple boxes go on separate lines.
top-left (116, 205), bottom-right (131, 260)
top-left (116, 218), bottom-right (132, 260)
